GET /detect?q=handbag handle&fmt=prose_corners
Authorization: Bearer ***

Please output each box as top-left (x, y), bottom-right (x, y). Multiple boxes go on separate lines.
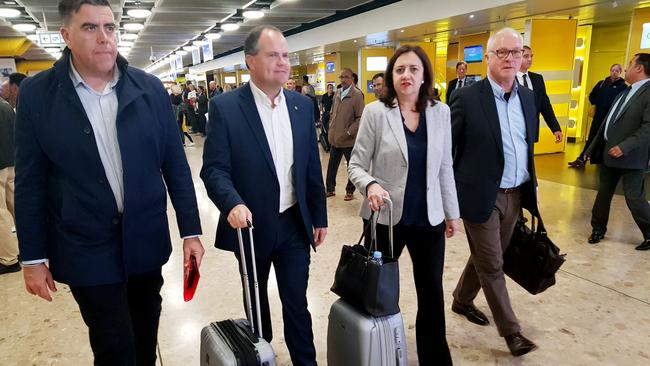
top-left (356, 197), bottom-right (394, 257)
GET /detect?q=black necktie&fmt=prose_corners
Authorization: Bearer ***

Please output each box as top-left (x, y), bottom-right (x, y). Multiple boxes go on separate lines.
top-left (458, 79), bottom-right (463, 89)
top-left (522, 74), bottom-right (529, 89)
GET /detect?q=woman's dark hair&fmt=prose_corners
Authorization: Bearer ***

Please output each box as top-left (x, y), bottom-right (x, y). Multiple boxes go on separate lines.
top-left (198, 85), bottom-right (206, 93)
top-left (380, 45), bottom-right (435, 113)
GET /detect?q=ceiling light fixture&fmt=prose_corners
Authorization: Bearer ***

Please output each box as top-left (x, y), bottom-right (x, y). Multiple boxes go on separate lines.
top-left (51, 52), bottom-right (62, 59)
top-left (221, 23), bottom-right (239, 31)
top-left (127, 8), bottom-right (152, 18)
top-left (193, 39), bottom-right (207, 46)
top-left (118, 41), bottom-right (134, 47)
top-left (27, 34), bottom-right (39, 42)
top-left (176, 50), bottom-right (188, 55)
top-left (0, 7), bottom-right (20, 17)
top-left (44, 47), bottom-right (60, 53)
top-left (400, 29), bottom-right (404, 33)
top-left (205, 33), bottom-right (222, 40)
top-left (13, 23), bottom-right (36, 32)
top-left (242, 10), bottom-right (264, 19)
top-left (118, 47), bottom-right (130, 54)
top-left (183, 45), bottom-right (197, 51)
top-left (469, 14), bottom-right (475, 19)
top-left (121, 33), bottom-right (138, 40)
top-left (612, 1), bottom-right (618, 8)
top-left (123, 23), bottom-right (144, 31)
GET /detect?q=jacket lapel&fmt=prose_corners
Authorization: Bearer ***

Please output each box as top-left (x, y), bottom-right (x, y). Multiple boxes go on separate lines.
top-left (238, 84), bottom-right (279, 182)
top-left (284, 91), bottom-right (302, 168)
top-left (613, 82), bottom-right (650, 124)
top-left (386, 102), bottom-right (408, 163)
top-left (517, 86), bottom-right (537, 146)
top-left (115, 56), bottom-right (144, 118)
top-left (54, 50), bottom-right (89, 119)
top-left (478, 78), bottom-right (504, 158)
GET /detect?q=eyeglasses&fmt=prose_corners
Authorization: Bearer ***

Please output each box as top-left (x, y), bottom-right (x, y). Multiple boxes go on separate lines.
top-left (490, 48), bottom-right (524, 59)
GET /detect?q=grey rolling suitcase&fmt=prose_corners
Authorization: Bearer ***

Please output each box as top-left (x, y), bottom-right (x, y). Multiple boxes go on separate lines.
top-left (200, 224), bottom-right (276, 366)
top-left (327, 198), bottom-right (408, 366)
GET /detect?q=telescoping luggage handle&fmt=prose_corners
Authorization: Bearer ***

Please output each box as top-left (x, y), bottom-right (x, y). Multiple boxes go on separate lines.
top-left (236, 220), bottom-right (264, 339)
top-left (369, 196), bottom-right (394, 258)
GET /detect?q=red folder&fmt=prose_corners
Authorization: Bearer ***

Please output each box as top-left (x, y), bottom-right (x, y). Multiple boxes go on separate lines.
top-left (183, 256), bottom-right (200, 302)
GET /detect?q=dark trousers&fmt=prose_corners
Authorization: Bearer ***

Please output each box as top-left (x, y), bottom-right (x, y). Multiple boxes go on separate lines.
top-left (453, 191), bottom-right (522, 337)
top-left (365, 220), bottom-right (452, 366)
top-left (197, 110), bottom-right (207, 135)
top-left (591, 165), bottom-right (650, 239)
top-left (580, 117), bottom-right (605, 158)
top-left (325, 146), bottom-right (356, 194)
top-left (235, 206), bottom-right (316, 366)
top-left (70, 269), bottom-right (164, 366)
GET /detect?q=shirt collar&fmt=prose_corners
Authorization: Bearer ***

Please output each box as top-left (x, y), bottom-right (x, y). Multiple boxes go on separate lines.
top-left (516, 71), bottom-right (528, 78)
top-left (69, 56), bottom-right (120, 91)
top-left (630, 78), bottom-right (650, 91)
top-left (487, 75), bottom-right (518, 100)
top-left (249, 79), bottom-right (284, 108)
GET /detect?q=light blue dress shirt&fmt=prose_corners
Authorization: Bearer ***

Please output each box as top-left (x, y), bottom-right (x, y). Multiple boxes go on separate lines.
top-left (604, 78), bottom-right (650, 140)
top-left (487, 76), bottom-right (530, 188)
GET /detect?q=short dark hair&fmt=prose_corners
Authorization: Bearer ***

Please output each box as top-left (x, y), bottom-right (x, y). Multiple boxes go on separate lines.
top-left (372, 72), bottom-right (384, 81)
top-left (352, 72), bottom-right (358, 84)
top-left (58, 0), bottom-right (111, 26)
top-left (523, 45), bottom-right (532, 51)
top-left (455, 61), bottom-right (467, 70)
top-left (380, 45), bottom-right (436, 113)
top-left (611, 63), bottom-right (622, 71)
top-left (244, 25), bottom-right (282, 56)
top-left (9, 73), bottom-right (27, 87)
top-left (302, 75), bottom-right (309, 83)
top-left (634, 53), bottom-right (650, 77)
top-left (198, 85), bottom-right (206, 93)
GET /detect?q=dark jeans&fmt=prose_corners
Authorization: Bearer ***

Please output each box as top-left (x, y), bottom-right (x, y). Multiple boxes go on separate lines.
top-left (235, 206), bottom-right (316, 366)
top-left (70, 269), bottom-right (164, 366)
top-left (591, 165), bottom-right (650, 239)
top-left (325, 146), bottom-right (356, 194)
top-left (364, 220), bottom-right (452, 366)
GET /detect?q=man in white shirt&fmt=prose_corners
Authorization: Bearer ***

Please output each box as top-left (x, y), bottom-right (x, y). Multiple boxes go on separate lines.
top-left (201, 25), bottom-right (328, 366)
top-left (446, 61), bottom-right (469, 102)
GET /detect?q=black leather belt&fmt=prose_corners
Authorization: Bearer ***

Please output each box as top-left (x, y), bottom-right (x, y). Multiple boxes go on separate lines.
top-left (499, 186), bottom-right (520, 194)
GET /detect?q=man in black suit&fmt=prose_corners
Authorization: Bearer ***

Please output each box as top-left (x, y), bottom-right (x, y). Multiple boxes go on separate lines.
top-left (518, 45), bottom-right (563, 143)
top-left (585, 53), bottom-right (650, 250)
top-left (446, 61), bottom-right (469, 102)
top-left (450, 28), bottom-right (540, 357)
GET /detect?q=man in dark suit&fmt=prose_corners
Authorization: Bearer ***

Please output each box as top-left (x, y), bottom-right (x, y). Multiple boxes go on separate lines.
top-left (446, 61), bottom-right (471, 102)
top-left (14, 1), bottom-right (204, 364)
top-left (201, 25), bottom-right (327, 366)
top-left (585, 53), bottom-right (650, 250)
top-left (518, 45), bottom-right (563, 143)
top-left (449, 28), bottom-right (540, 357)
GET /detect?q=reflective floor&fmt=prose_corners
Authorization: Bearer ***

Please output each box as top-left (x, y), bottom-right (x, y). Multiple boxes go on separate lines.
top-left (1, 137), bottom-right (649, 365)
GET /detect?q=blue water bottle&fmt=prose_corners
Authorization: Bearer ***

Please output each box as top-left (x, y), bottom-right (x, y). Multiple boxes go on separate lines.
top-left (370, 251), bottom-right (383, 265)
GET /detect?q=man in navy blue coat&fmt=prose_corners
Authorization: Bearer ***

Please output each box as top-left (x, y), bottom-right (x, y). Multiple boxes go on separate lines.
top-left (14, 1), bottom-right (204, 364)
top-left (201, 25), bottom-right (327, 365)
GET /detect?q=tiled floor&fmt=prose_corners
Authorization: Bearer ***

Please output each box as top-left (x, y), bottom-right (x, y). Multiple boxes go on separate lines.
top-left (1, 136), bottom-right (649, 365)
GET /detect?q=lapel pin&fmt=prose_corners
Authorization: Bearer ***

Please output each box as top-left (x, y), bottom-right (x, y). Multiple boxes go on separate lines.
top-left (294, 105), bottom-right (298, 110)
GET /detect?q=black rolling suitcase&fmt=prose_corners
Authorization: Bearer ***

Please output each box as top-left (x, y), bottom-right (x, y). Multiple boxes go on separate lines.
top-left (200, 224), bottom-right (276, 366)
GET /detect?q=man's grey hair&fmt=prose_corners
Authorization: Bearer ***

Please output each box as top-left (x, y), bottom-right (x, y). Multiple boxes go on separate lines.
top-left (487, 27), bottom-right (523, 51)
top-left (58, 0), bottom-right (111, 26)
top-left (244, 25), bottom-right (283, 56)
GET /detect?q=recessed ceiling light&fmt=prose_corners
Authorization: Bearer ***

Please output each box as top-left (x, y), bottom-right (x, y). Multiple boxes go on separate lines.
top-left (118, 41), bottom-right (134, 47)
top-left (3, 1), bottom-right (17, 5)
top-left (51, 52), bottom-right (62, 59)
top-left (205, 33), bottom-right (221, 40)
top-left (127, 9), bottom-right (152, 18)
top-left (44, 47), bottom-right (60, 53)
top-left (242, 10), bottom-right (264, 19)
top-left (176, 50), bottom-right (188, 55)
top-left (13, 23), bottom-right (36, 32)
top-left (400, 29), bottom-right (404, 33)
top-left (183, 45), bottom-right (196, 51)
top-left (121, 33), bottom-right (138, 40)
top-left (221, 23), bottom-right (239, 31)
top-left (353, 40), bottom-right (357, 43)
top-left (123, 23), bottom-right (144, 31)
top-left (193, 40), bottom-right (207, 46)
top-left (0, 8), bottom-right (20, 17)
top-left (469, 14), bottom-right (475, 19)
top-left (118, 47), bottom-right (130, 54)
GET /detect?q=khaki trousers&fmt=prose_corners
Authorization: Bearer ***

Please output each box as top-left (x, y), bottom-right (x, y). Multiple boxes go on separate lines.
top-left (0, 166), bottom-right (17, 266)
top-left (453, 190), bottom-right (522, 337)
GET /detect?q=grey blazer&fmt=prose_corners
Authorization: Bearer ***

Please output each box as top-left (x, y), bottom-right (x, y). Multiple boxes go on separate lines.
top-left (348, 99), bottom-right (460, 226)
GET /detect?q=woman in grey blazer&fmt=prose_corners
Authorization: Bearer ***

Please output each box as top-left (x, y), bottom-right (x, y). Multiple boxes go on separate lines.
top-left (348, 45), bottom-right (460, 365)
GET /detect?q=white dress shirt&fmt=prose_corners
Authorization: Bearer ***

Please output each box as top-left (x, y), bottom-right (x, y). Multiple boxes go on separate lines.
top-left (456, 78), bottom-right (467, 90)
top-left (516, 72), bottom-right (534, 91)
top-left (249, 80), bottom-right (296, 212)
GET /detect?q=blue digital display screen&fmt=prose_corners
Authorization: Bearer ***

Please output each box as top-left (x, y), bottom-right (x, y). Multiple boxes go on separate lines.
top-left (326, 62), bottom-right (335, 73)
top-left (464, 45), bottom-right (483, 63)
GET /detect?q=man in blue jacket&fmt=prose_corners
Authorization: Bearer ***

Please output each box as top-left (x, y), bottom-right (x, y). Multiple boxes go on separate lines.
top-left (14, 1), bottom-right (204, 364)
top-left (201, 25), bottom-right (327, 365)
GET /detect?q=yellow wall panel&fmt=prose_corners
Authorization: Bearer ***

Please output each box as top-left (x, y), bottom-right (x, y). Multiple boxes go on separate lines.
top-left (458, 33), bottom-right (489, 78)
top-left (545, 80), bottom-right (573, 94)
top-left (360, 47), bottom-right (394, 104)
top-left (0, 38), bottom-right (30, 57)
top-left (626, 7), bottom-right (650, 59)
top-left (16, 60), bottom-right (54, 75)
top-left (530, 19), bottom-right (578, 71)
top-left (324, 53), bottom-right (340, 86)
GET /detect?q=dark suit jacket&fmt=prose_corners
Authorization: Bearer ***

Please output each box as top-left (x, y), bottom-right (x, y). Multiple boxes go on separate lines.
top-left (200, 83), bottom-right (327, 258)
top-left (450, 78), bottom-right (539, 224)
top-left (445, 78), bottom-right (474, 103)
top-left (587, 82), bottom-right (650, 169)
top-left (527, 71), bottom-right (561, 141)
top-left (14, 48), bottom-right (202, 286)
top-left (0, 98), bottom-right (15, 170)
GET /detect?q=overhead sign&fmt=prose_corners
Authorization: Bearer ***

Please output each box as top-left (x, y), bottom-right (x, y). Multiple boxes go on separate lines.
top-left (201, 42), bottom-right (213, 62)
top-left (37, 31), bottom-right (64, 47)
top-left (641, 23), bottom-right (650, 49)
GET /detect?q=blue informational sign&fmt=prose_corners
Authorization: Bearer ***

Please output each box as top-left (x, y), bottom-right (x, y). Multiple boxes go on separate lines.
top-left (367, 80), bottom-right (374, 94)
top-left (326, 61), bottom-right (335, 73)
top-left (464, 45), bottom-right (483, 63)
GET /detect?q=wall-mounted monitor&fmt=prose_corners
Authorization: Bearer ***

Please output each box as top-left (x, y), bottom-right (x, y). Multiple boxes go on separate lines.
top-left (366, 56), bottom-right (387, 72)
top-left (326, 61), bottom-right (335, 73)
top-left (240, 74), bottom-right (251, 83)
top-left (224, 76), bottom-right (236, 84)
top-left (464, 45), bottom-right (483, 63)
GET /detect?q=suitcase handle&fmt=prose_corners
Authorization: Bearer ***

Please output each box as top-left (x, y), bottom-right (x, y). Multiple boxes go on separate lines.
top-left (236, 220), bottom-right (264, 339)
top-left (369, 196), bottom-right (394, 257)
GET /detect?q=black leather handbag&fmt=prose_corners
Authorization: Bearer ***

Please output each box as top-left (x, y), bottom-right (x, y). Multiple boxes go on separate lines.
top-left (503, 212), bottom-right (566, 295)
top-left (330, 199), bottom-right (400, 317)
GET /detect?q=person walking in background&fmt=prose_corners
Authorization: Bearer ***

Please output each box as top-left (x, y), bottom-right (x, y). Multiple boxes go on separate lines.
top-left (326, 67), bottom-right (365, 201)
top-left (570, 64), bottom-right (627, 167)
top-left (197, 85), bottom-right (208, 136)
top-left (0, 78), bottom-right (18, 275)
top-left (348, 45), bottom-right (460, 366)
top-left (446, 61), bottom-right (469, 102)
top-left (371, 72), bottom-right (385, 99)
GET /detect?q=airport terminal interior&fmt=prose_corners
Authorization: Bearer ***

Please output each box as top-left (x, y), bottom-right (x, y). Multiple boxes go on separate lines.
top-left (1, 0), bottom-right (650, 365)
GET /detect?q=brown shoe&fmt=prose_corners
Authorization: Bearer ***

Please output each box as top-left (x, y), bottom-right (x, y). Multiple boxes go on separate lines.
top-left (344, 193), bottom-right (354, 201)
top-left (505, 332), bottom-right (537, 356)
top-left (326, 192), bottom-right (335, 198)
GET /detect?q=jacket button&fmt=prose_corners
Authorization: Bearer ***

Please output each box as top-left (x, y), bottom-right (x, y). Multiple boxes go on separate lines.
top-left (97, 177), bottom-right (105, 184)
top-left (112, 217), bottom-right (120, 225)
top-left (83, 126), bottom-right (91, 134)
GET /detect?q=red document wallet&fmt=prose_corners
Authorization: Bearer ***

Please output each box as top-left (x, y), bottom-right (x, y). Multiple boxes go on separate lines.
top-left (183, 256), bottom-right (200, 302)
